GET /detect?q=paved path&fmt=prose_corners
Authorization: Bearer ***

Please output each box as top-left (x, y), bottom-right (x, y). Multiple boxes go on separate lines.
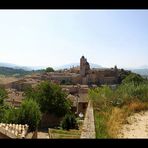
top-left (80, 101), bottom-right (96, 139)
top-left (37, 131), bottom-right (49, 139)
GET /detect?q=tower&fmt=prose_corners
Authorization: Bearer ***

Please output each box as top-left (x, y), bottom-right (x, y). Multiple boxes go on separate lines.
top-left (80, 56), bottom-right (90, 77)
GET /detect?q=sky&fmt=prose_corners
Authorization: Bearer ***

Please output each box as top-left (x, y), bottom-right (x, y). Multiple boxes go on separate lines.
top-left (0, 10), bottom-right (148, 69)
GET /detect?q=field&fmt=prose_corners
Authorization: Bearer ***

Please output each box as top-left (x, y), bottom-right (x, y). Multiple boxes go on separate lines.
top-left (0, 75), bottom-right (19, 84)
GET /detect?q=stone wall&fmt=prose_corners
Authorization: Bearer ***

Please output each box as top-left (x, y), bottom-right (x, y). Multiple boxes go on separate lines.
top-left (80, 101), bottom-right (96, 139)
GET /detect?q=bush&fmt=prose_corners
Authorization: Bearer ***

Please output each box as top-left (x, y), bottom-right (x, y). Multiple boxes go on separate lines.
top-left (2, 107), bottom-right (19, 123)
top-left (18, 99), bottom-right (41, 131)
top-left (61, 113), bottom-right (78, 130)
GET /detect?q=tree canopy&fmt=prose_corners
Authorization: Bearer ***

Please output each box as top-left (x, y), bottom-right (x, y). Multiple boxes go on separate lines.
top-left (0, 87), bottom-right (8, 106)
top-left (122, 73), bottom-right (146, 85)
top-left (25, 81), bottom-right (71, 117)
top-left (45, 67), bottom-right (54, 72)
top-left (18, 99), bottom-right (41, 131)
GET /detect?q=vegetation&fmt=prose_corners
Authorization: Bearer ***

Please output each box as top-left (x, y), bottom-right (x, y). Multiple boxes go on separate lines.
top-left (0, 99), bottom-right (41, 131)
top-left (0, 67), bottom-right (31, 77)
top-left (25, 81), bottom-right (71, 117)
top-left (45, 67), bottom-right (54, 72)
top-left (17, 99), bottom-right (41, 131)
top-left (60, 113), bottom-right (78, 130)
top-left (2, 106), bottom-right (19, 123)
top-left (0, 80), bottom-right (71, 132)
top-left (0, 87), bottom-right (8, 105)
top-left (48, 128), bottom-right (81, 139)
top-left (0, 66), bottom-right (50, 77)
top-left (89, 73), bottom-right (148, 138)
top-left (60, 79), bottom-right (73, 85)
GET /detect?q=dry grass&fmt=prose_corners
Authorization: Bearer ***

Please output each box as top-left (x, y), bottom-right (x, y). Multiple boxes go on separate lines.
top-left (127, 101), bottom-right (148, 112)
top-left (0, 76), bottom-right (18, 84)
top-left (106, 101), bottom-right (148, 138)
top-left (106, 107), bottom-right (128, 138)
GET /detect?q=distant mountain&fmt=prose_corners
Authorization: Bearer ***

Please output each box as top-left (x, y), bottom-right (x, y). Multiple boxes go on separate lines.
top-left (54, 63), bottom-right (102, 70)
top-left (0, 62), bottom-right (48, 71)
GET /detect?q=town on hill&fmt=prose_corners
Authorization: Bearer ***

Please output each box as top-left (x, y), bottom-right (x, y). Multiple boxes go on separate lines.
top-left (0, 56), bottom-right (133, 139)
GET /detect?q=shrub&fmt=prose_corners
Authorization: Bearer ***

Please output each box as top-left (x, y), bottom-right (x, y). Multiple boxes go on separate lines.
top-left (61, 113), bottom-right (78, 130)
top-left (2, 107), bottom-right (19, 123)
top-left (18, 99), bottom-right (41, 131)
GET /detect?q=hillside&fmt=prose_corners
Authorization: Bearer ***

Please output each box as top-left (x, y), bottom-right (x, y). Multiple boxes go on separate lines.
top-left (0, 67), bottom-right (32, 77)
top-left (0, 67), bottom-right (44, 77)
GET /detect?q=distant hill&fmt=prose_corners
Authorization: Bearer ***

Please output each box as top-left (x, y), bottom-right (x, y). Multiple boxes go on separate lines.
top-left (0, 67), bottom-right (32, 77)
top-left (0, 66), bottom-right (46, 77)
top-left (0, 62), bottom-right (48, 71)
top-left (54, 63), bottom-right (102, 70)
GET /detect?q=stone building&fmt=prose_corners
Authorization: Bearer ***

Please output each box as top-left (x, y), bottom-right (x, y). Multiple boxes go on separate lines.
top-left (79, 56), bottom-right (119, 85)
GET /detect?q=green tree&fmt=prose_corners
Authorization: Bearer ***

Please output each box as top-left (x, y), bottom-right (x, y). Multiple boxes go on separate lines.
top-left (122, 73), bottom-right (145, 85)
top-left (25, 81), bottom-right (71, 117)
top-left (0, 87), bottom-right (8, 106)
top-left (45, 67), bottom-right (54, 72)
top-left (18, 99), bottom-right (41, 131)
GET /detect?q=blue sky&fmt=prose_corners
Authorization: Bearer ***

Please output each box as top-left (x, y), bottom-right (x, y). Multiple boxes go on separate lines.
top-left (0, 10), bottom-right (148, 69)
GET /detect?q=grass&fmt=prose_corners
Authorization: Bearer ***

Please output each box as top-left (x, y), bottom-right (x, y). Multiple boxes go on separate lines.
top-left (48, 119), bottom-right (83, 139)
top-left (94, 100), bottom-right (148, 138)
top-left (94, 110), bottom-right (110, 138)
top-left (106, 107), bottom-right (128, 138)
top-left (48, 128), bottom-right (81, 139)
top-left (89, 74), bottom-right (148, 138)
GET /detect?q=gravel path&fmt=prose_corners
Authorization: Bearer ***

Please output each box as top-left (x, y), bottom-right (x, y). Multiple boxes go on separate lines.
top-left (118, 111), bottom-right (148, 138)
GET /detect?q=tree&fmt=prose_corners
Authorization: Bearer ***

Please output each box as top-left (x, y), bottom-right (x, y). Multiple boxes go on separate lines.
top-left (122, 73), bottom-right (145, 85)
top-left (18, 99), bottom-right (41, 131)
top-left (0, 87), bottom-right (8, 106)
top-left (45, 67), bottom-right (54, 72)
top-left (25, 81), bottom-right (71, 117)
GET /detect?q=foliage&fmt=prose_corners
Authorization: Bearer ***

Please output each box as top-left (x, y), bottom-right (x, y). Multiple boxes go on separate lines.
top-left (118, 69), bottom-right (131, 83)
top-left (0, 67), bottom-right (31, 77)
top-left (45, 67), bottom-right (54, 72)
top-left (122, 73), bottom-right (146, 85)
top-left (89, 72), bottom-right (148, 138)
top-left (25, 81), bottom-right (71, 117)
top-left (17, 99), bottom-right (41, 131)
top-left (2, 106), bottom-right (19, 123)
top-left (0, 87), bottom-right (8, 106)
top-left (0, 104), bottom-right (11, 122)
top-left (60, 79), bottom-right (72, 85)
top-left (60, 113), bottom-right (78, 130)
top-left (94, 110), bottom-right (110, 138)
